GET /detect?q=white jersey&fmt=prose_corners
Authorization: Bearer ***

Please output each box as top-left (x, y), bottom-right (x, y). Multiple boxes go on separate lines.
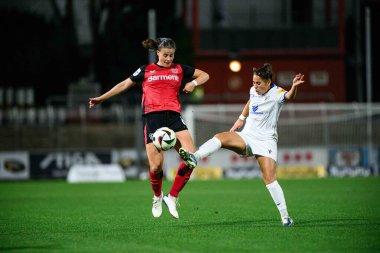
top-left (241, 84), bottom-right (287, 142)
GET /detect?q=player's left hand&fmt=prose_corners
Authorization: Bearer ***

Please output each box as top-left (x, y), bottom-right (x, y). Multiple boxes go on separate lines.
top-left (292, 73), bottom-right (305, 87)
top-left (183, 82), bottom-right (196, 93)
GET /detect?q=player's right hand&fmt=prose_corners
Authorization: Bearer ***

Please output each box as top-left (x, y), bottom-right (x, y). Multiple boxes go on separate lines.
top-left (230, 119), bottom-right (244, 132)
top-left (89, 97), bottom-right (102, 108)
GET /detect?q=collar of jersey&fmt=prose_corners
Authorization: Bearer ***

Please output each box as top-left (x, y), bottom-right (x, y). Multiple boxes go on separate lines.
top-left (154, 63), bottom-right (173, 68)
top-left (261, 83), bottom-right (275, 96)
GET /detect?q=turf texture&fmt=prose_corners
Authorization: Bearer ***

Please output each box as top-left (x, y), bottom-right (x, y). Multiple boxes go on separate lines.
top-left (1, 177), bottom-right (379, 253)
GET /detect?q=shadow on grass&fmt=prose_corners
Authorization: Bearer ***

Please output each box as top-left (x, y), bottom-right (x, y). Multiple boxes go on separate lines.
top-left (298, 218), bottom-right (379, 227)
top-left (0, 244), bottom-right (60, 252)
top-left (171, 219), bottom-right (279, 228)
top-left (168, 218), bottom-right (379, 228)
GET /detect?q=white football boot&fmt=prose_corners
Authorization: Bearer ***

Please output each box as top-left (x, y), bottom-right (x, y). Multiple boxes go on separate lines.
top-left (152, 192), bottom-right (163, 218)
top-left (163, 194), bottom-right (179, 219)
top-left (281, 216), bottom-right (294, 227)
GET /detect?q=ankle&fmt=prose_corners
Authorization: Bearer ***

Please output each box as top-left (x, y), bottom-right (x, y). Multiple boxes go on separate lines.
top-left (168, 194), bottom-right (177, 200)
top-left (280, 209), bottom-right (289, 218)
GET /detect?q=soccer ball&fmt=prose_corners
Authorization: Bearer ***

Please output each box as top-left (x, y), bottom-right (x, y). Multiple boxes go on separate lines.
top-left (152, 127), bottom-right (177, 151)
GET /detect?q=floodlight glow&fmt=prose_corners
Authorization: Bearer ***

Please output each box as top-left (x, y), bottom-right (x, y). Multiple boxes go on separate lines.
top-left (229, 60), bottom-right (241, 72)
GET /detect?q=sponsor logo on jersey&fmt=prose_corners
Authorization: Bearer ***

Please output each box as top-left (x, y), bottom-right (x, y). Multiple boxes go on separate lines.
top-left (171, 68), bottom-right (179, 73)
top-left (147, 75), bottom-right (179, 82)
top-left (278, 88), bottom-right (286, 93)
top-left (252, 105), bottom-right (263, 114)
top-left (133, 68), bottom-right (141, 76)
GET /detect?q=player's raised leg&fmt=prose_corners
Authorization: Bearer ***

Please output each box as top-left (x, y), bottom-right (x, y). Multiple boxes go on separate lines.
top-left (179, 136), bottom-right (223, 168)
top-left (179, 148), bottom-right (197, 169)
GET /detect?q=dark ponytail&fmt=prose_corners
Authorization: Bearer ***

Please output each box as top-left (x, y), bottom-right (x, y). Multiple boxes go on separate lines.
top-left (142, 39), bottom-right (158, 50)
top-left (253, 63), bottom-right (272, 81)
top-left (142, 38), bottom-right (176, 51)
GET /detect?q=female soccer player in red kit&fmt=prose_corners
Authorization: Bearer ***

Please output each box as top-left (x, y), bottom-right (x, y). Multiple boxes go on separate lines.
top-left (89, 38), bottom-right (209, 219)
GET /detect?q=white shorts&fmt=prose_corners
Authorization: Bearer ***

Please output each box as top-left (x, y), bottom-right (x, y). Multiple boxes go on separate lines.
top-left (236, 131), bottom-right (278, 162)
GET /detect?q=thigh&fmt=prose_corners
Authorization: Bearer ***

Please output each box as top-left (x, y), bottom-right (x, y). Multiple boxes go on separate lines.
top-left (215, 131), bottom-right (247, 155)
top-left (175, 129), bottom-right (196, 152)
top-left (256, 155), bottom-right (277, 183)
top-left (146, 142), bottom-right (164, 171)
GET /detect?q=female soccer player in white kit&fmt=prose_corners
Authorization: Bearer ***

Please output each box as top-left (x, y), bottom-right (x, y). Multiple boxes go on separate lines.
top-left (179, 63), bottom-right (304, 226)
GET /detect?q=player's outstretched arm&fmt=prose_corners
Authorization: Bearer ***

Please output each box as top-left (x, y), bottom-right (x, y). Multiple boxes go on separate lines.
top-left (230, 100), bottom-right (250, 132)
top-left (285, 73), bottom-right (304, 101)
top-left (89, 78), bottom-right (135, 108)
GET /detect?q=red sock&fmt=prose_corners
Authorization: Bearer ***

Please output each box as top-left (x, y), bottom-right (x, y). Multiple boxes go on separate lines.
top-left (169, 163), bottom-right (193, 198)
top-left (149, 170), bottom-right (163, 197)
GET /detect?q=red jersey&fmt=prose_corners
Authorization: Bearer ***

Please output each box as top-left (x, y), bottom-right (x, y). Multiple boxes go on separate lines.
top-left (129, 63), bottom-right (195, 114)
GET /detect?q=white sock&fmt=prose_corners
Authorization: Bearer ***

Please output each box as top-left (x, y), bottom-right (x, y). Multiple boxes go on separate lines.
top-left (266, 180), bottom-right (289, 218)
top-left (194, 137), bottom-right (222, 161)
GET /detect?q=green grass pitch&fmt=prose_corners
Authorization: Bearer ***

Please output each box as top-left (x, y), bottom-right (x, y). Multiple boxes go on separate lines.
top-left (1, 177), bottom-right (380, 253)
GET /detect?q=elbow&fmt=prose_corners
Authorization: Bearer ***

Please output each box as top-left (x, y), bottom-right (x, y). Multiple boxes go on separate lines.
top-left (286, 95), bottom-right (296, 101)
top-left (203, 72), bottom-right (210, 82)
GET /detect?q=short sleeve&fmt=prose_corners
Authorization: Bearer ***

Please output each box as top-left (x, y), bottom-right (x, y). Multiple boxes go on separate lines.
top-left (276, 87), bottom-right (287, 104)
top-left (180, 64), bottom-right (195, 78)
top-left (129, 65), bottom-right (146, 82)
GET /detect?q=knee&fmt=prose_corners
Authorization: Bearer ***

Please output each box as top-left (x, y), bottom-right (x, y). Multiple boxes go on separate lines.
top-left (150, 163), bottom-right (163, 174)
top-left (214, 133), bottom-right (225, 145)
top-left (214, 133), bottom-right (223, 139)
top-left (262, 173), bottom-right (277, 185)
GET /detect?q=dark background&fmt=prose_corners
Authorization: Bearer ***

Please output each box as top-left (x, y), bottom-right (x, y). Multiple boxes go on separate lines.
top-left (0, 0), bottom-right (379, 105)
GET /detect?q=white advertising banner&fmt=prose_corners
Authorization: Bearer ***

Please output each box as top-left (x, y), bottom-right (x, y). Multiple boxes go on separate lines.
top-left (278, 147), bottom-right (328, 166)
top-left (0, 152), bottom-right (30, 180)
top-left (67, 164), bottom-right (125, 183)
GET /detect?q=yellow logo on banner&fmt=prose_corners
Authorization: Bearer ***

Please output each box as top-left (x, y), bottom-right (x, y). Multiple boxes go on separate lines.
top-left (277, 165), bottom-right (327, 179)
top-left (168, 167), bottom-right (223, 180)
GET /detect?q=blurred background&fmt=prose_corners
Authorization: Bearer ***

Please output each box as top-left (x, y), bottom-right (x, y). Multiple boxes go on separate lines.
top-left (0, 0), bottom-right (379, 181)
